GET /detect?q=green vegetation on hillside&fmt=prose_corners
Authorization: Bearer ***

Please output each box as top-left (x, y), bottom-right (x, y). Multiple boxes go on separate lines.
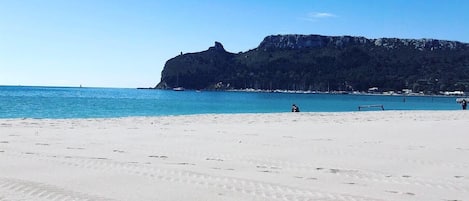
top-left (156, 35), bottom-right (469, 93)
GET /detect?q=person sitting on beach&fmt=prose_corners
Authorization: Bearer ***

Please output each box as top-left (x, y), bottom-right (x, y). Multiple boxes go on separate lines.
top-left (462, 99), bottom-right (467, 110)
top-left (291, 104), bottom-right (300, 112)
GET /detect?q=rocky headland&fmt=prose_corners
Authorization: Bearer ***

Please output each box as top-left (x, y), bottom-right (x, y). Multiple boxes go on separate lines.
top-left (155, 34), bottom-right (469, 93)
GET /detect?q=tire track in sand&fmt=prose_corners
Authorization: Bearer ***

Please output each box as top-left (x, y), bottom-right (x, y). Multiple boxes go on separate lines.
top-left (143, 147), bottom-right (469, 194)
top-left (2, 145), bottom-right (468, 200)
top-left (0, 177), bottom-right (115, 201)
top-left (1, 151), bottom-right (383, 201)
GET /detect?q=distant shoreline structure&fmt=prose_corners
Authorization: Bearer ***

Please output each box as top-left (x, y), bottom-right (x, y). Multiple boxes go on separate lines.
top-left (137, 87), bottom-right (469, 98)
top-left (1, 85), bottom-right (465, 98)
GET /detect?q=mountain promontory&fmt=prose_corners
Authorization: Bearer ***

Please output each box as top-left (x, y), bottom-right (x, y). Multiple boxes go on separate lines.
top-left (155, 34), bottom-right (469, 93)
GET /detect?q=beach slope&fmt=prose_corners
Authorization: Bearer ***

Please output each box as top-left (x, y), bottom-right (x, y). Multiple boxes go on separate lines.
top-left (1, 111), bottom-right (468, 201)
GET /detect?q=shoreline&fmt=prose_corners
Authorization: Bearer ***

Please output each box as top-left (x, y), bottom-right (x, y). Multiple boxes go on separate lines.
top-left (0, 109), bottom-right (465, 120)
top-left (3, 85), bottom-right (466, 98)
top-left (1, 111), bottom-right (468, 201)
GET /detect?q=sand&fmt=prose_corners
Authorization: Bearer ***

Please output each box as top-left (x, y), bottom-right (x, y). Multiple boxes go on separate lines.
top-left (0, 111), bottom-right (468, 201)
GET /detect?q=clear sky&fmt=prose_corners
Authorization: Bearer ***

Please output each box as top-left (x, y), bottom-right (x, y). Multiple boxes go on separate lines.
top-left (1, 0), bottom-right (468, 88)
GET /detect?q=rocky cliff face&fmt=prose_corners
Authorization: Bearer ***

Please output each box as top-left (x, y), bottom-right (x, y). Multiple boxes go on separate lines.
top-left (258, 34), bottom-right (468, 51)
top-left (156, 42), bottom-right (235, 90)
top-left (156, 34), bottom-right (469, 93)
top-left (258, 35), bottom-right (369, 50)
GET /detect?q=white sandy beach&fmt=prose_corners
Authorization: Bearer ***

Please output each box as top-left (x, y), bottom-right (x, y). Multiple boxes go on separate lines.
top-left (0, 111), bottom-right (468, 201)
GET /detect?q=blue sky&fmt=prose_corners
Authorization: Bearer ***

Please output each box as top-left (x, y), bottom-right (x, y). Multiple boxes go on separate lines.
top-left (1, 0), bottom-right (468, 88)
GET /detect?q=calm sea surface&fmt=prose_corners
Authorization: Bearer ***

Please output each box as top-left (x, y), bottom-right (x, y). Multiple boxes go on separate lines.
top-left (0, 86), bottom-right (463, 119)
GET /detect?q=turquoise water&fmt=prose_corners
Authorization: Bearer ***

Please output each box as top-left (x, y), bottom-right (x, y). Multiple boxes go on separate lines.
top-left (0, 86), bottom-right (463, 119)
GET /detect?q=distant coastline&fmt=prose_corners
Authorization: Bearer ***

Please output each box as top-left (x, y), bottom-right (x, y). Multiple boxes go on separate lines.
top-left (138, 86), bottom-right (468, 99)
top-left (226, 88), bottom-right (468, 97)
top-left (2, 85), bottom-right (466, 99)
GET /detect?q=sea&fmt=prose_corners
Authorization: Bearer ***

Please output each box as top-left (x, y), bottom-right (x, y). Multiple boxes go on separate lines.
top-left (0, 86), bottom-right (464, 119)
